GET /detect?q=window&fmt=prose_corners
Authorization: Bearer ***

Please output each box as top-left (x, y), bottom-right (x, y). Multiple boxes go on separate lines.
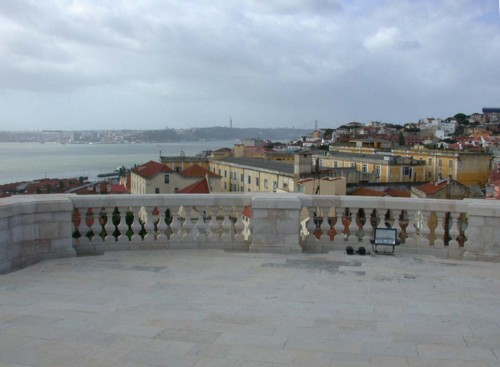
top-left (449, 160), bottom-right (453, 168)
top-left (428, 158), bottom-right (432, 165)
top-left (403, 166), bottom-right (412, 176)
top-left (351, 163), bottom-right (355, 168)
top-left (256, 177), bottom-right (259, 186)
top-left (362, 164), bottom-right (368, 173)
top-left (248, 175), bottom-right (251, 184)
top-left (164, 175), bottom-right (169, 184)
top-left (438, 159), bottom-right (442, 167)
top-left (264, 179), bottom-right (268, 189)
top-left (334, 161), bottom-right (338, 168)
top-left (174, 187), bottom-right (179, 192)
top-left (374, 165), bottom-right (381, 176)
top-left (241, 173), bottom-right (244, 182)
top-left (224, 170), bottom-right (227, 178)
top-left (175, 167), bottom-right (180, 172)
top-left (155, 188), bottom-right (160, 194)
top-left (224, 182), bottom-right (227, 190)
top-left (273, 181), bottom-right (277, 190)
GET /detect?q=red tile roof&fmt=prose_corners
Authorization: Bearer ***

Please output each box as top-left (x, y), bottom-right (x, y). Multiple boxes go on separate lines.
top-left (111, 184), bottom-right (128, 194)
top-left (349, 187), bottom-right (386, 197)
top-left (384, 189), bottom-right (411, 198)
top-left (176, 178), bottom-right (211, 194)
top-left (133, 161), bottom-right (172, 178)
top-left (416, 181), bottom-right (447, 195)
top-left (180, 164), bottom-right (219, 178)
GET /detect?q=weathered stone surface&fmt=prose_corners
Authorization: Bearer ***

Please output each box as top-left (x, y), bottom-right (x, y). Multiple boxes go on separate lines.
top-left (1, 250), bottom-right (500, 366)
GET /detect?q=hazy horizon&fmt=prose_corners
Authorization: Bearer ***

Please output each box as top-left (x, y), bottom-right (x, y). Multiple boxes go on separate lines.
top-left (1, 0), bottom-right (499, 131)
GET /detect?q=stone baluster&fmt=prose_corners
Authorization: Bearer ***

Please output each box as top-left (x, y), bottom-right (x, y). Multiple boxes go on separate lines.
top-left (347, 207), bottom-right (358, 242)
top-left (194, 207), bottom-right (208, 245)
top-left (130, 207), bottom-right (144, 244)
top-left (220, 207), bottom-right (233, 243)
top-left (304, 206), bottom-right (318, 245)
top-left (153, 207), bottom-right (167, 243)
top-left (114, 206), bottom-right (127, 243)
top-left (233, 206), bottom-right (246, 244)
top-left (375, 209), bottom-right (385, 230)
top-left (100, 207), bottom-right (113, 244)
top-left (319, 206), bottom-right (332, 245)
top-left (334, 207), bottom-right (345, 242)
top-left (142, 206), bottom-right (157, 244)
top-left (83, 207), bottom-right (95, 245)
top-left (208, 206), bottom-right (221, 243)
top-left (448, 212), bottom-right (461, 249)
top-left (384, 209), bottom-right (395, 228)
top-left (182, 206), bottom-right (195, 243)
top-left (418, 210), bottom-right (431, 247)
top-left (168, 206), bottom-right (182, 245)
top-left (246, 210), bottom-right (253, 243)
top-left (433, 211), bottom-right (445, 247)
top-left (391, 210), bottom-right (402, 245)
top-left (71, 208), bottom-right (82, 246)
top-left (359, 208), bottom-right (371, 246)
top-left (404, 210), bottom-right (418, 246)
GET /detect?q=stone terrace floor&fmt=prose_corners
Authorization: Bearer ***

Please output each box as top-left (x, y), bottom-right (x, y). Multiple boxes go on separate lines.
top-left (0, 250), bottom-right (499, 367)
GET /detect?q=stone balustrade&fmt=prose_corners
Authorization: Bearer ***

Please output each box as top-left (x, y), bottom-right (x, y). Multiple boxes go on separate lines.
top-left (1, 193), bottom-right (499, 273)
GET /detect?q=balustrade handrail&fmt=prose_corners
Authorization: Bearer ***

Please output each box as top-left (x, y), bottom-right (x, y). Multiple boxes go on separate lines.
top-left (1, 193), bottom-right (499, 274)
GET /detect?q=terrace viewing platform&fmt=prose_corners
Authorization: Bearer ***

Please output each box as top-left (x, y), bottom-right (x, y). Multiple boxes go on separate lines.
top-left (1, 194), bottom-right (500, 365)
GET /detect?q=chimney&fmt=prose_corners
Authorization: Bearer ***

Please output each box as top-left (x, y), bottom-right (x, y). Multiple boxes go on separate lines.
top-left (294, 152), bottom-right (313, 180)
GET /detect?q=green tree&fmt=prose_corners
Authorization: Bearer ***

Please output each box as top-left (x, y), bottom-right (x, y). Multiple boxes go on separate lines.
top-left (398, 132), bottom-right (406, 146)
top-left (454, 113), bottom-right (468, 125)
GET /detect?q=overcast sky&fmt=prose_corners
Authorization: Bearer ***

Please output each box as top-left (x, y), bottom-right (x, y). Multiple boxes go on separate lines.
top-left (0, 0), bottom-right (499, 131)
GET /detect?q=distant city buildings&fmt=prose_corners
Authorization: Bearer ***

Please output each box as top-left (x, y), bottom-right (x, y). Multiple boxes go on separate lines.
top-left (1, 108), bottom-right (498, 200)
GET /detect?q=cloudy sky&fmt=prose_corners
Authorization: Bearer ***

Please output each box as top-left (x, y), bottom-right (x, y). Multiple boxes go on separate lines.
top-left (0, 0), bottom-right (499, 131)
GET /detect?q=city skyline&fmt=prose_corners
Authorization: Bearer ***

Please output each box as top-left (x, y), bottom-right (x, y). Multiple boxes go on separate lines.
top-left (0, 0), bottom-right (499, 130)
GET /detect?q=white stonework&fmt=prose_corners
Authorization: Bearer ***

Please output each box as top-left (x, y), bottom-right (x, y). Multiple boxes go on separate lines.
top-left (0, 193), bottom-right (499, 273)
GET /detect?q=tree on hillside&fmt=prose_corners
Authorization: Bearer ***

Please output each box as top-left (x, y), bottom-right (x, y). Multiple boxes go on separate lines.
top-left (454, 113), bottom-right (468, 125)
top-left (398, 132), bottom-right (406, 146)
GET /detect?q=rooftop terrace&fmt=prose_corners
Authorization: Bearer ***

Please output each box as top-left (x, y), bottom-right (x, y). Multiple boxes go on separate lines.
top-left (1, 193), bottom-right (499, 365)
top-left (1, 249), bottom-right (499, 366)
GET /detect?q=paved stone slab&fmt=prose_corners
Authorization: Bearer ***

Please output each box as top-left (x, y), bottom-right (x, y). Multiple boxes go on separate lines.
top-left (0, 249), bottom-right (499, 366)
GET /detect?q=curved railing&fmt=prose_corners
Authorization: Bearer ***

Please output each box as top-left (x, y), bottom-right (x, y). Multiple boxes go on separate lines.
top-left (1, 194), bottom-right (499, 273)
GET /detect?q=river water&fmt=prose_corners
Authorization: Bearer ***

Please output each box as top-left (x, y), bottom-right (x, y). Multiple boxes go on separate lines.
top-left (0, 140), bottom-right (237, 184)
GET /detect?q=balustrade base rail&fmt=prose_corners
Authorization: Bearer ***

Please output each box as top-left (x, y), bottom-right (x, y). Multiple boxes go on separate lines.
top-left (1, 194), bottom-right (499, 273)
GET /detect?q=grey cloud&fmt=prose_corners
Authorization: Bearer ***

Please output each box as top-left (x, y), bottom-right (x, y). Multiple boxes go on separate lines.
top-left (0, 0), bottom-right (498, 130)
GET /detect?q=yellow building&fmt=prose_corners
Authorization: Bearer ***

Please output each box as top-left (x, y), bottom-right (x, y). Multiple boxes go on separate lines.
top-left (393, 147), bottom-right (492, 186)
top-left (329, 143), bottom-right (493, 186)
top-left (210, 157), bottom-right (296, 193)
top-left (296, 177), bottom-right (346, 195)
top-left (315, 152), bottom-right (427, 183)
top-left (159, 156), bottom-right (210, 172)
top-left (131, 161), bottom-right (221, 194)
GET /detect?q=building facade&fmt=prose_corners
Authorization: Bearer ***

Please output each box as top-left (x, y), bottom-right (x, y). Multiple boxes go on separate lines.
top-left (131, 161), bottom-right (221, 194)
top-left (210, 157), bottom-right (296, 193)
top-left (394, 147), bottom-right (492, 186)
top-left (316, 151), bottom-right (426, 183)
